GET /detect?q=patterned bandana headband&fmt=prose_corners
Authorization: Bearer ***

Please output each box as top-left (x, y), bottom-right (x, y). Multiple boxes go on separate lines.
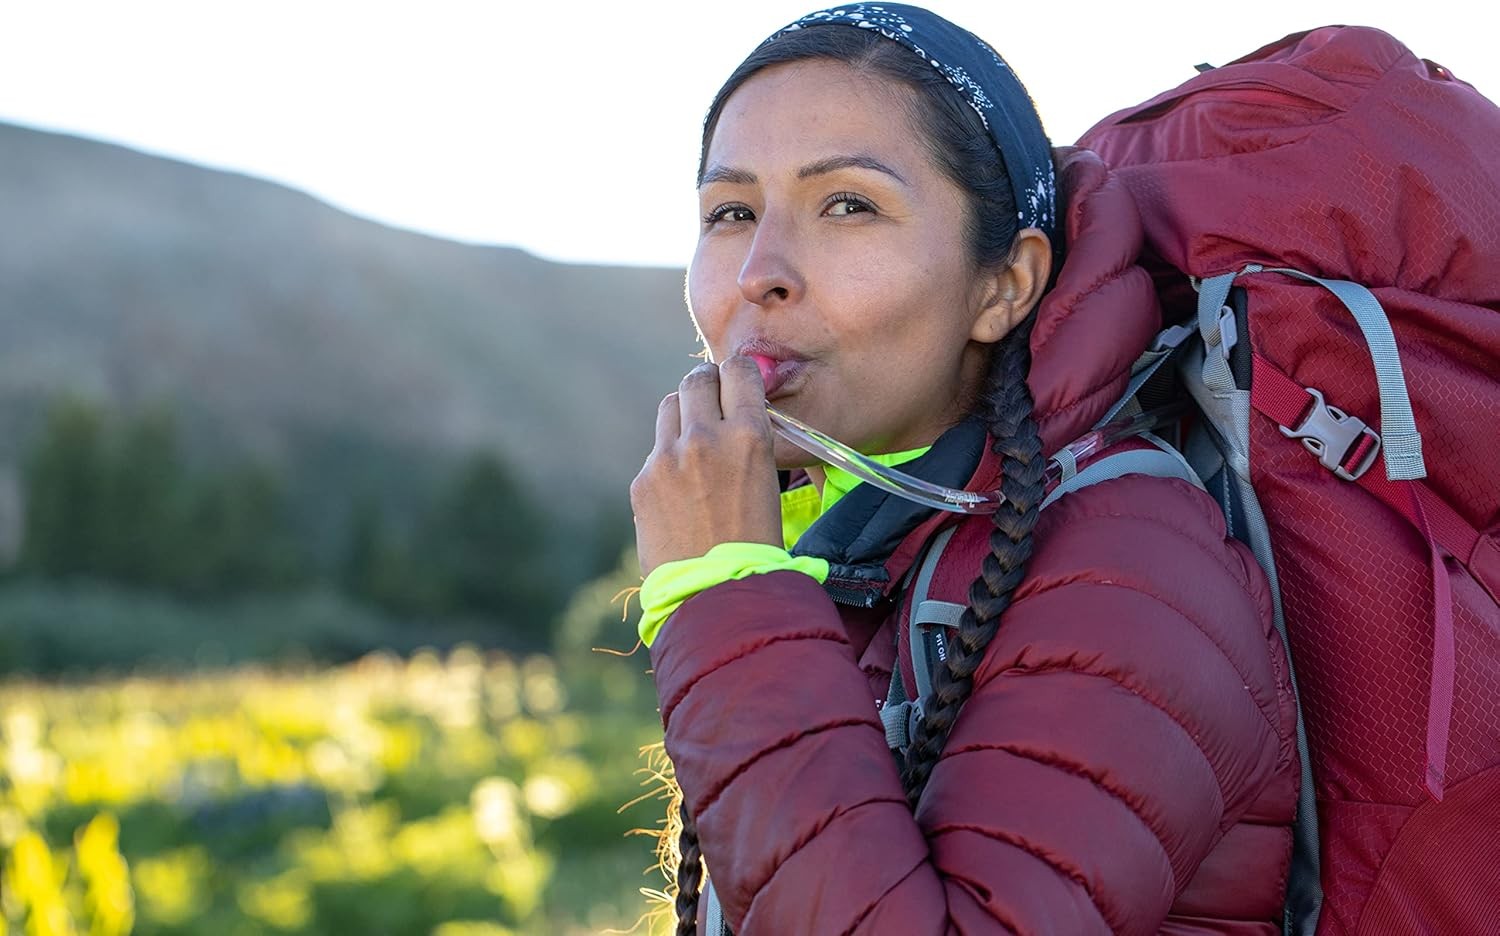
top-left (764, 3), bottom-right (1059, 247)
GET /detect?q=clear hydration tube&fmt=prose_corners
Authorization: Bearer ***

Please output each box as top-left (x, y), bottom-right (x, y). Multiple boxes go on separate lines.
top-left (766, 401), bottom-right (1189, 515)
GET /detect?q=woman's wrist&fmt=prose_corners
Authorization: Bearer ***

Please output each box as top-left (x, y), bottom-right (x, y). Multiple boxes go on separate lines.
top-left (637, 542), bottom-right (830, 646)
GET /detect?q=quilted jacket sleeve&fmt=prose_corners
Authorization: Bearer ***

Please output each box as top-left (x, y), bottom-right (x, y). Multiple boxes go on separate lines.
top-left (648, 474), bottom-right (1296, 935)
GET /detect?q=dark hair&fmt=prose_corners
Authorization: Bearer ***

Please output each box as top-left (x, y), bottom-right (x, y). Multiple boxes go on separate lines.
top-left (698, 26), bottom-right (1024, 272)
top-left (675, 25), bottom-right (1050, 934)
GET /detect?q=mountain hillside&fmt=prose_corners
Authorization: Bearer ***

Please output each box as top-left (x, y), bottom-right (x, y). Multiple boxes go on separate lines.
top-left (0, 122), bottom-right (702, 534)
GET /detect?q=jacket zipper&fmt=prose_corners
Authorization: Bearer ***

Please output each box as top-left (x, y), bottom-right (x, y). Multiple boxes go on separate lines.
top-left (823, 577), bottom-right (883, 608)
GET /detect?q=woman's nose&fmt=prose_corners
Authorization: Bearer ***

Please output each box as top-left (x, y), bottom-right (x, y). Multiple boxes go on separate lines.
top-left (737, 215), bottom-right (805, 307)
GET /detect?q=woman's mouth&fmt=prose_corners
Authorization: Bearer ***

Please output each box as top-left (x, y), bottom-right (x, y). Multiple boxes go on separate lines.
top-left (746, 353), bottom-right (807, 400)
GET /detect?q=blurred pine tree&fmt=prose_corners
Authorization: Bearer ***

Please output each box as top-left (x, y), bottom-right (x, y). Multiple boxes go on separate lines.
top-left (19, 398), bottom-right (109, 579)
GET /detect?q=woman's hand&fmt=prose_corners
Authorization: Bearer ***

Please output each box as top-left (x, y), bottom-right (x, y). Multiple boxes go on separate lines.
top-left (631, 356), bottom-right (783, 578)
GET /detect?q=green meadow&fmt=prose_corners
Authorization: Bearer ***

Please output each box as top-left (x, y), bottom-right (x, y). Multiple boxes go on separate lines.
top-left (0, 645), bottom-right (674, 936)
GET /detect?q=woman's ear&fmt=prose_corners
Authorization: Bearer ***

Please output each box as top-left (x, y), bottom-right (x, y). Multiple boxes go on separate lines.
top-left (969, 228), bottom-right (1052, 344)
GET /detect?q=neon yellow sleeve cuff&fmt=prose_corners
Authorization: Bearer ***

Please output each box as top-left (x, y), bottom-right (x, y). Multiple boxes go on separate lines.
top-left (637, 542), bottom-right (830, 647)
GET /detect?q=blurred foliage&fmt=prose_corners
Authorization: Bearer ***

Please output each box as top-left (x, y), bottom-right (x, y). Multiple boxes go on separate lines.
top-left (0, 393), bottom-right (674, 933)
top-left (6, 398), bottom-right (604, 658)
top-left (0, 584), bottom-right (490, 677)
top-left (421, 455), bottom-right (553, 626)
top-left (18, 399), bottom-right (307, 596)
top-left (554, 547), bottom-right (642, 657)
top-left (342, 455), bottom-right (559, 643)
top-left (0, 646), bottom-right (672, 935)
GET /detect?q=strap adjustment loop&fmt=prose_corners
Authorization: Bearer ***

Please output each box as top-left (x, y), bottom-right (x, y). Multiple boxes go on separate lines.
top-left (878, 697), bottom-right (924, 754)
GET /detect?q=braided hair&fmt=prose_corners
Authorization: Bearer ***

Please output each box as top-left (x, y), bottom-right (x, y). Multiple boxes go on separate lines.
top-left (673, 24), bottom-right (1051, 931)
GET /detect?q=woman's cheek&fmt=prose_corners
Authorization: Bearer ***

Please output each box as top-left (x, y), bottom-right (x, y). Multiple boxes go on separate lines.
top-left (688, 306), bottom-right (730, 361)
top-left (685, 265), bottom-right (727, 351)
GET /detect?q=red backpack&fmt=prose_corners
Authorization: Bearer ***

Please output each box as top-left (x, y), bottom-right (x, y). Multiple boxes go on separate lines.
top-left (836, 26), bottom-right (1497, 936)
top-left (1069, 25), bottom-right (1500, 936)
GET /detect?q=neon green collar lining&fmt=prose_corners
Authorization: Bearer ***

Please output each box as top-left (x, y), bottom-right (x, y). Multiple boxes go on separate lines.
top-left (780, 445), bottom-right (931, 549)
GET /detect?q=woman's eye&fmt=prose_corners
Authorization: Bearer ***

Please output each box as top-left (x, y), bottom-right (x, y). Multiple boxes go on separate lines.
top-left (823, 194), bottom-right (875, 217)
top-left (704, 204), bottom-right (755, 225)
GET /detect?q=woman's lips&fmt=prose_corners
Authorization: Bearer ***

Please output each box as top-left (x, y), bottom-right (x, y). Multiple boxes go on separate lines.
top-left (746, 354), bottom-right (805, 400)
top-left (750, 354), bottom-right (777, 390)
top-left (736, 339), bottom-right (809, 400)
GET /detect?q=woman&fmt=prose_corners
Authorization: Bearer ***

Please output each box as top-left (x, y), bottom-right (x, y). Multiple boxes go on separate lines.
top-left (629, 5), bottom-right (1299, 933)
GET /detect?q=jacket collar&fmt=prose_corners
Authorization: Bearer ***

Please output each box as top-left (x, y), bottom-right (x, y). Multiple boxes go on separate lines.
top-left (789, 416), bottom-right (1000, 607)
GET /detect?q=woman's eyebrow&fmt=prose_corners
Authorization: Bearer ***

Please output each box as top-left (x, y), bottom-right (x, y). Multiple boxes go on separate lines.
top-left (699, 165), bottom-right (758, 186)
top-left (797, 154), bottom-right (909, 186)
top-left (698, 154), bottom-right (909, 188)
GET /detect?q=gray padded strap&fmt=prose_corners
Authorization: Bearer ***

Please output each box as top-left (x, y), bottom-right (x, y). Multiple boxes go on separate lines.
top-left (882, 526), bottom-right (958, 752)
top-left (909, 525), bottom-right (955, 604)
top-left (1040, 440), bottom-right (1205, 511)
top-left (891, 432), bottom-right (1211, 750)
top-left (1188, 273), bottom-right (1323, 935)
top-left (907, 526), bottom-right (959, 703)
top-left (911, 600), bottom-right (964, 702)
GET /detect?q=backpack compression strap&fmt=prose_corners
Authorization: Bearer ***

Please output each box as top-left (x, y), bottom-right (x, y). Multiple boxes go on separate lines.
top-left (1249, 353), bottom-right (1499, 604)
top-left (1205, 264), bottom-right (1500, 800)
top-left (1248, 349), bottom-right (1499, 801)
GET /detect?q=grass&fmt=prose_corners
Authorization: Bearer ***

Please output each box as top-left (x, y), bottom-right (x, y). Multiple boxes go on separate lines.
top-left (0, 646), bottom-right (676, 936)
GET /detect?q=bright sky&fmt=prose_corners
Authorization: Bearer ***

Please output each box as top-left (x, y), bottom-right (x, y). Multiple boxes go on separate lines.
top-left (3, 1), bottom-right (1496, 267)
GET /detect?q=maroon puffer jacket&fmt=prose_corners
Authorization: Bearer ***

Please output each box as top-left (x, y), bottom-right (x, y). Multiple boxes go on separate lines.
top-left (650, 149), bottom-right (1300, 934)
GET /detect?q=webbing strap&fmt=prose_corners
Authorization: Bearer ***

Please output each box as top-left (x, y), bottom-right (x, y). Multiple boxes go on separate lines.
top-left (1096, 322), bottom-right (1198, 428)
top-left (915, 600), bottom-right (966, 628)
top-left (1411, 491), bottom-right (1456, 800)
top-left (1052, 445), bottom-right (1080, 483)
top-left (880, 657), bottom-right (915, 750)
top-left (704, 879), bottom-right (729, 936)
top-left (908, 527), bottom-right (959, 705)
top-left (1197, 271), bottom-right (1242, 396)
top-left (1260, 266), bottom-right (1424, 479)
top-left (1250, 352), bottom-right (1462, 800)
top-left (1040, 442), bottom-right (1204, 511)
top-left (1251, 355), bottom-right (1487, 574)
top-left (1211, 265), bottom-right (1426, 480)
top-left (887, 443), bottom-right (1213, 754)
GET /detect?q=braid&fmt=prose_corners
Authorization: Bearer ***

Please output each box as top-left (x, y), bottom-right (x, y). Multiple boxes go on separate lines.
top-left (663, 329), bottom-right (1043, 930)
top-left (900, 317), bottom-right (1046, 804)
top-left (674, 801), bottom-right (704, 935)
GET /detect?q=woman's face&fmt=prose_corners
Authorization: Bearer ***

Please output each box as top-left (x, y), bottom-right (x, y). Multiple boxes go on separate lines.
top-left (689, 59), bottom-right (1009, 466)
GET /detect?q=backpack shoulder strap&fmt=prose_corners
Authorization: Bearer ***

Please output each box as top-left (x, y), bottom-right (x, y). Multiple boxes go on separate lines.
top-left (879, 524), bottom-right (958, 751)
top-left (882, 441), bottom-right (1203, 754)
top-left (1041, 433), bottom-right (1205, 511)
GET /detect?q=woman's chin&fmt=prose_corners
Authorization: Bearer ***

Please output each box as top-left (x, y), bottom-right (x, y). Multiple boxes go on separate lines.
top-left (772, 435), bottom-right (823, 471)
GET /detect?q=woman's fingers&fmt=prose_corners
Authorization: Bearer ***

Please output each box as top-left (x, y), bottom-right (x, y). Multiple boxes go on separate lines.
top-left (718, 355), bottom-right (769, 421)
top-left (677, 362), bottom-right (723, 429)
top-left (633, 359), bottom-right (781, 575)
top-left (676, 357), bottom-right (766, 432)
top-left (654, 391), bottom-right (682, 452)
